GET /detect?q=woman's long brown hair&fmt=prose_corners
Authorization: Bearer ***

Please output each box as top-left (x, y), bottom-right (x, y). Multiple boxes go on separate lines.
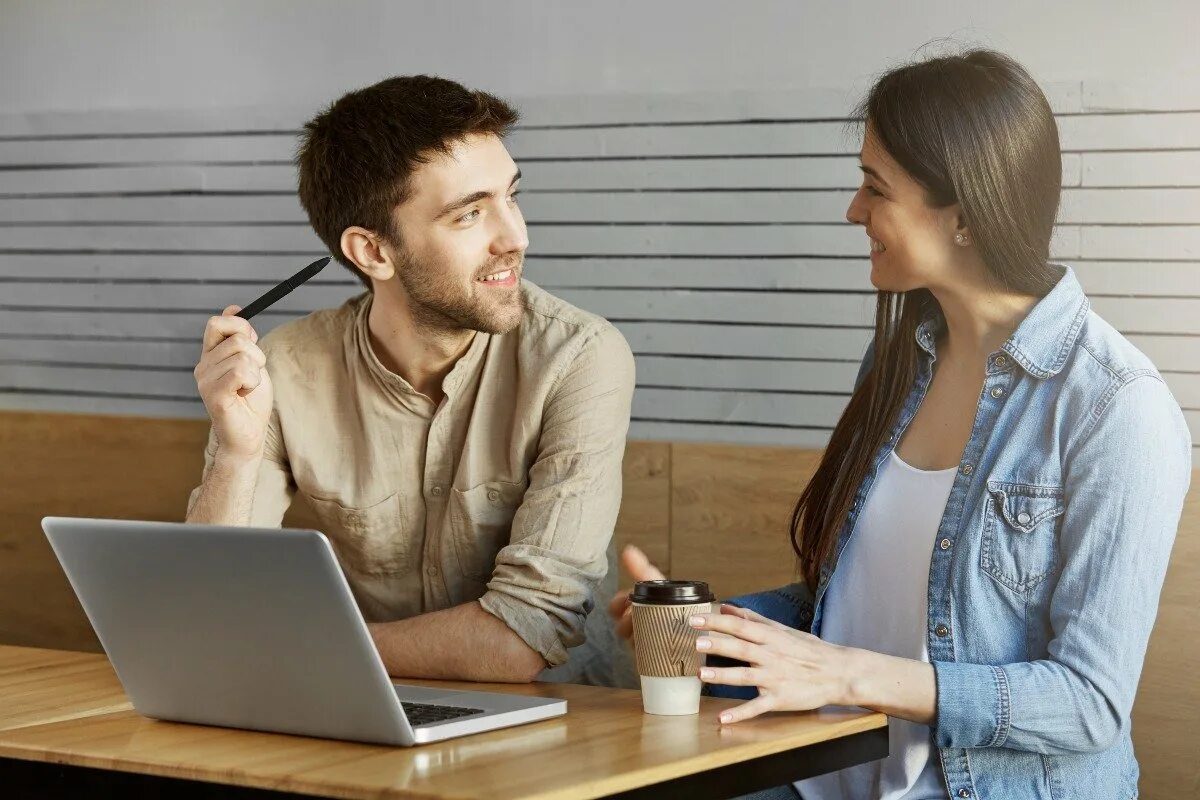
top-left (790, 49), bottom-right (1064, 588)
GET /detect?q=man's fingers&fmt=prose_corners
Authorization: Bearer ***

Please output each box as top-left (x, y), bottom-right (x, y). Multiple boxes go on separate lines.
top-left (620, 545), bottom-right (666, 582)
top-left (202, 308), bottom-right (258, 352)
top-left (607, 590), bottom-right (630, 620)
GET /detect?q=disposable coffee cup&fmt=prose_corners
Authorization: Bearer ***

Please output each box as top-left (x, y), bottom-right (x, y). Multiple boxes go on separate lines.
top-left (630, 580), bottom-right (715, 715)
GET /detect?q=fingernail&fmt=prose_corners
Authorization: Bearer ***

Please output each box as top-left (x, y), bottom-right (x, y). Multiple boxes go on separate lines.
top-left (700, 668), bottom-right (714, 680)
top-left (695, 637), bottom-right (711, 651)
top-left (689, 616), bottom-right (705, 627)
top-left (720, 712), bottom-right (732, 724)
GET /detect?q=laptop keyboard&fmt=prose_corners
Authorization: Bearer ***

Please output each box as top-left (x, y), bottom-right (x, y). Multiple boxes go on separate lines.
top-left (401, 701), bottom-right (485, 727)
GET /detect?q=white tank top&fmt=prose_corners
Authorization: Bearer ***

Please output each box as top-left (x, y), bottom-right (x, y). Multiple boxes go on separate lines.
top-left (795, 448), bottom-right (955, 800)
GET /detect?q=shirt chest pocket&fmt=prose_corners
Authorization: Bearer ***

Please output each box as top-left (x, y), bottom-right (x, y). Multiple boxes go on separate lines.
top-left (304, 491), bottom-right (414, 576)
top-left (981, 481), bottom-right (1065, 594)
top-left (448, 481), bottom-right (526, 582)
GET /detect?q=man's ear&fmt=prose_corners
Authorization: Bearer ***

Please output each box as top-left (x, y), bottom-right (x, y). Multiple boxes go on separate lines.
top-left (340, 227), bottom-right (396, 283)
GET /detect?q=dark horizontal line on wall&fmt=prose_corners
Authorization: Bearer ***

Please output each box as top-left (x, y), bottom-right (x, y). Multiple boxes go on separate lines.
top-left (0, 220), bottom-right (863, 229)
top-left (0, 190), bottom-right (299, 200)
top-left (0, 386), bottom-right (200, 402)
top-left (630, 415), bottom-right (834, 431)
top-left (5, 147), bottom-right (1200, 173)
top-left (0, 360), bottom-right (193, 372)
top-left (0, 250), bottom-right (882, 259)
top-left (3, 108), bottom-right (1198, 143)
top-left (0, 276), bottom-right (358, 286)
top-left (0, 304), bottom-right (305, 316)
top-left (637, 384), bottom-right (851, 397)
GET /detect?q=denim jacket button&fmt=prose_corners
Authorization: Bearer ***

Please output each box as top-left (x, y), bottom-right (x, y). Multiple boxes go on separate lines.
top-left (939, 538), bottom-right (951, 550)
top-left (961, 464), bottom-right (974, 476)
top-left (935, 624), bottom-right (950, 637)
top-left (1016, 511), bottom-right (1032, 525)
top-left (994, 354), bottom-right (1008, 368)
top-left (991, 386), bottom-right (1005, 398)
top-left (957, 790), bottom-right (972, 799)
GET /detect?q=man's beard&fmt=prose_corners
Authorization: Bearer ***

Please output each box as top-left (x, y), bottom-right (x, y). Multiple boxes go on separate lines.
top-left (396, 251), bottom-right (524, 336)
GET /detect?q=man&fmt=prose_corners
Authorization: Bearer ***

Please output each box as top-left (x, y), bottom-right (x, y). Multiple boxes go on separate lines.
top-left (187, 75), bottom-right (635, 687)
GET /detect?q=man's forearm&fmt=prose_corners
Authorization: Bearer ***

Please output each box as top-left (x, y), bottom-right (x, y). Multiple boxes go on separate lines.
top-left (185, 454), bottom-right (261, 526)
top-left (368, 601), bottom-right (548, 683)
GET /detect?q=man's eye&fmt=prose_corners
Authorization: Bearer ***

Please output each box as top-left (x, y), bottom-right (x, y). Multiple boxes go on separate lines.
top-left (458, 209), bottom-right (480, 223)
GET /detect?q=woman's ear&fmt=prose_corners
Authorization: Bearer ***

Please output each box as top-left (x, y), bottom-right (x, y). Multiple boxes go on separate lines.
top-left (340, 227), bottom-right (396, 283)
top-left (952, 208), bottom-right (972, 247)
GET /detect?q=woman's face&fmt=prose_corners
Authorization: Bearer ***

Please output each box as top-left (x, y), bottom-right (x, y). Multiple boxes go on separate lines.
top-left (845, 125), bottom-right (966, 294)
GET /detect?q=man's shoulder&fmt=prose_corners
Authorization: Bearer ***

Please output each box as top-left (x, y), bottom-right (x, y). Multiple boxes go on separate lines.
top-left (259, 293), bottom-right (366, 360)
top-left (517, 280), bottom-right (623, 349)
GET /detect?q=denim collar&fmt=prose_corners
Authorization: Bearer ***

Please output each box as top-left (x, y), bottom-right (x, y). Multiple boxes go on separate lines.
top-left (914, 264), bottom-right (1090, 379)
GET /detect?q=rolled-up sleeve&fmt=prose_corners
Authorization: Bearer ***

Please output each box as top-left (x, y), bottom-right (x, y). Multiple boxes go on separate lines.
top-left (184, 408), bottom-right (295, 527)
top-left (477, 324), bottom-right (635, 666)
top-left (934, 374), bottom-right (1192, 753)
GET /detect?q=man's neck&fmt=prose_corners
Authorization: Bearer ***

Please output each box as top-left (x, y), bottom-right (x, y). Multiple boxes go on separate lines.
top-left (366, 286), bottom-right (476, 404)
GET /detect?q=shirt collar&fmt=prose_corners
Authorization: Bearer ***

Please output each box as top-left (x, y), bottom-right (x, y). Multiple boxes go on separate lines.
top-left (914, 264), bottom-right (1090, 379)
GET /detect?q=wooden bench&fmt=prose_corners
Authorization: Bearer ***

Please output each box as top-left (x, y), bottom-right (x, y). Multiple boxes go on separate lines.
top-left (1, 410), bottom-right (1195, 797)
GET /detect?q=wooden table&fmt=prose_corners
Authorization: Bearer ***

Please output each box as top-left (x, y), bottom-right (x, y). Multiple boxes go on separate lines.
top-left (0, 645), bottom-right (888, 799)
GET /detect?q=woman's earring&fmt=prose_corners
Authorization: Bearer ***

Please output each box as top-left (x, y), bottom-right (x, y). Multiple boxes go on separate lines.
top-left (954, 233), bottom-right (968, 246)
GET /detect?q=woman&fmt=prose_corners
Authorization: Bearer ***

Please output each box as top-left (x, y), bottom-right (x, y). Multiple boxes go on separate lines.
top-left (611, 50), bottom-right (1190, 800)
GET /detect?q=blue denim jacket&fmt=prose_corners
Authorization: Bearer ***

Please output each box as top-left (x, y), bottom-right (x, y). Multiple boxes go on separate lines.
top-left (713, 266), bottom-right (1192, 799)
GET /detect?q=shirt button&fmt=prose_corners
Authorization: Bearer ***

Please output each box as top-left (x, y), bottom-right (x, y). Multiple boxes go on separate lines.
top-left (426, 565), bottom-right (439, 576)
top-left (961, 464), bottom-right (974, 476)
top-left (935, 624), bottom-right (950, 638)
top-left (1017, 511), bottom-right (1032, 525)
top-left (994, 355), bottom-right (1008, 368)
top-left (939, 538), bottom-right (951, 551)
top-left (958, 790), bottom-right (972, 799)
top-left (990, 387), bottom-right (1005, 398)
top-left (430, 486), bottom-right (444, 497)
top-left (487, 489), bottom-right (500, 502)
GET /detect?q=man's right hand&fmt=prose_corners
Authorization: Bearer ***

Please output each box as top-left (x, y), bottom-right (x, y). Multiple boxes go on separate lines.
top-left (608, 545), bottom-right (667, 641)
top-left (194, 305), bottom-right (273, 462)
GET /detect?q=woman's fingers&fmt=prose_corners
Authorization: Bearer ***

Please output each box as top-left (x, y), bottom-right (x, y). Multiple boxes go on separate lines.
top-left (689, 612), bottom-right (775, 645)
top-left (696, 634), bottom-right (759, 664)
top-left (698, 664), bottom-right (760, 686)
top-left (719, 603), bottom-right (791, 631)
top-left (717, 695), bottom-right (776, 725)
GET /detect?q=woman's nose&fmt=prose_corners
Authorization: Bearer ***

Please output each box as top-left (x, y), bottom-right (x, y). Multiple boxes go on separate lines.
top-left (846, 188), bottom-right (868, 226)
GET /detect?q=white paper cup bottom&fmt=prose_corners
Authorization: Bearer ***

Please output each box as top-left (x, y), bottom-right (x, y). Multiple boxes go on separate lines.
top-left (639, 675), bottom-right (702, 715)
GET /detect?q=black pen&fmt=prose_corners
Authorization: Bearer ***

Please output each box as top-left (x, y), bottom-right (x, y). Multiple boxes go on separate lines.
top-left (235, 256), bottom-right (332, 320)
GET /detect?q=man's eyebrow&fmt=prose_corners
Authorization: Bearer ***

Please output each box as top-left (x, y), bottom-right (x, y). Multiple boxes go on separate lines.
top-left (859, 164), bottom-right (890, 189)
top-left (436, 169), bottom-right (522, 219)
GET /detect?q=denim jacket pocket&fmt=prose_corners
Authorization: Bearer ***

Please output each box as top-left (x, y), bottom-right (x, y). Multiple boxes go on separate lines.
top-left (981, 481), bottom-right (1065, 594)
top-left (448, 480), bottom-right (526, 582)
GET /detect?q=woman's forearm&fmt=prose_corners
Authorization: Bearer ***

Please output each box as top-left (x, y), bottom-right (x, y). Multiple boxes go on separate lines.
top-left (844, 648), bottom-right (937, 725)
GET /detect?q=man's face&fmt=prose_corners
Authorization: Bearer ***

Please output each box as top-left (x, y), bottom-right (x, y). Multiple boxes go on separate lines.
top-left (387, 133), bottom-right (528, 335)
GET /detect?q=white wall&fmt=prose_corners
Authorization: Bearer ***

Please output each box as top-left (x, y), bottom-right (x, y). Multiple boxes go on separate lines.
top-left (1, 1), bottom-right (1197, 457)
top-left (2, 0), bottom-right (1198, 114)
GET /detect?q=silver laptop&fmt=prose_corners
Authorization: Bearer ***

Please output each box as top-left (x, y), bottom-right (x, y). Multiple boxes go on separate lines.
top-left (41, 517), bottom-right (566, 746)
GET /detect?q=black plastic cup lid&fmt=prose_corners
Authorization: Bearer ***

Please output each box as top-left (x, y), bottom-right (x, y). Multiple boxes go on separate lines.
top-left (630, 580), bottom-right (715, 605)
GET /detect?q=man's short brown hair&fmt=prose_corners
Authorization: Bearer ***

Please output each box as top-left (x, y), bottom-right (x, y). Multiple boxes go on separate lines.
top-left (296, 75), bottom-right (519, 287)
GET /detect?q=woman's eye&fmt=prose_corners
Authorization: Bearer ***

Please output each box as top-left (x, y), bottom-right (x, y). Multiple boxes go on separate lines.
top-left (508, 191), bottom-right (521, 204)
top-left (865, 185), bottom-right (882, 197)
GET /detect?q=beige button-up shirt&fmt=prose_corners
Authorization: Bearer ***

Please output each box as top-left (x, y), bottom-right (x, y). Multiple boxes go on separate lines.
top-left (188, 281), bottom-right (635, 668)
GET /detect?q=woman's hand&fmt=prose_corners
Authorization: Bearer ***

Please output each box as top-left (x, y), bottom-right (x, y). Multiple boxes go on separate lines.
top-left (692, 604), bottom-right (858, 724)
top-left (607, 545), bottom-right (666, 640)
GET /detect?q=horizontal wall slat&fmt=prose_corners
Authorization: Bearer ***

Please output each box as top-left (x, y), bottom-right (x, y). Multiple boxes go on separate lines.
top-left (1, 111), bottom-right (1188, 169)
top-left (1081, 226), bottom-right (1200, 261)
top-left (2, 187), bottom-right (1198, 226)
top-left (0, 156), bottom-right (1084, 195)
top-left (6, 256), bottom-right (1195, 298)
top-left (633, 387), bottom-right (845, 427)
top-left (1056, 113), bottom-right (1200, 151)
top-left (1083, 152), bottom-right (1200, 187)
top-left (0, 223), bottom-right (1084, 260)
